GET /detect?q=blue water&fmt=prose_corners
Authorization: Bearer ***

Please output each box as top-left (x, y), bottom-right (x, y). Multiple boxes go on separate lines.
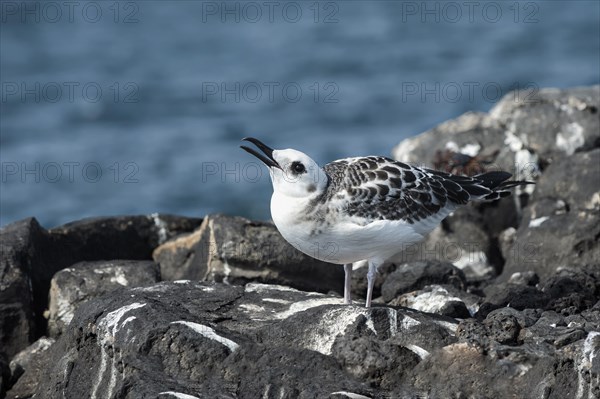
top-left (1, 1), bottom-right (599, 228)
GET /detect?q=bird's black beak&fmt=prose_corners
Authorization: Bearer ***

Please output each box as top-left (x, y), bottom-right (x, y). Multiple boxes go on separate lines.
top-left (240, 137), bottom-right (282, 169)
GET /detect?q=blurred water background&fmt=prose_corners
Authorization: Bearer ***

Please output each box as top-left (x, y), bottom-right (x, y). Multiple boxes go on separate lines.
top-left (1, 0), bottom-right (599, 227)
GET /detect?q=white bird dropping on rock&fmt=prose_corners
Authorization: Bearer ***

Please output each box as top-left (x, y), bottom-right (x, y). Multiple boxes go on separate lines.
top-left (241, 137), bottom-right (532, 308)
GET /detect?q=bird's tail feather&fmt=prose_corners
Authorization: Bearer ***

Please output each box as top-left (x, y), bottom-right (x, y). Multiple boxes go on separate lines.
top-left (473, 171), bottom-right (534, 201)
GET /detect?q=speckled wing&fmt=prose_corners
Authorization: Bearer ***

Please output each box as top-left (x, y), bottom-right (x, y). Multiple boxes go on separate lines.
top-left (321, 156), bottom-right (513, 225)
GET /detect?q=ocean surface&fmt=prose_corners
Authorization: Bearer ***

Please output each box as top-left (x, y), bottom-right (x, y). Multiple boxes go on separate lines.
top-left (1, 0), bottom-right (599, 228)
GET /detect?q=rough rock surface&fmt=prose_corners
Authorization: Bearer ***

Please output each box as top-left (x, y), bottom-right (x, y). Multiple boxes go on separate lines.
top-left (482, 282), bottom-right (550, 311)
top-left (0, 215), bottom-right (200, 363)
top-left (0, 353), bottom-right (8, 398)
top-left (48, 214), bottom-right (203, 261)
top-left (392, 85), bottom-right (600, 280)
top-left (390, 284), bottom-right (475, 319)
top-left (393, 86), bottom-right (599, 171)
top-left (9, 282), bottom-right (598, 399)
top-left (501, 148), bottom-right (600, 281)
top-left (47, 260), bottom-right (160, 337)
top-left (0, 219), bottom-right (41, 359)
top-left (32, 283), bottom-right (393, 398)
top-left (153, 214), bottom-right (344, 294)
top-left (7, 337), bottom-right (55, 398)
top-left (380, 260), bottom-right (466, 302)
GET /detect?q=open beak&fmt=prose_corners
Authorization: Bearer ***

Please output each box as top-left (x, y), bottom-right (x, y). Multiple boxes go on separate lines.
top-left (240, 137), bottom-right (282, 169)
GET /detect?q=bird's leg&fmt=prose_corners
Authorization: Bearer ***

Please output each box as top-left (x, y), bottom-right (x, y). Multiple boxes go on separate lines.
top-left (343, 263), bottom-right (353, 304)
top-left (365, 260), bottom-right (380, 308)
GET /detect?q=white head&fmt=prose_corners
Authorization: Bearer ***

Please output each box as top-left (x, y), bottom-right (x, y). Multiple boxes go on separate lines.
top-left (241, 138), bottom-right (328, 198)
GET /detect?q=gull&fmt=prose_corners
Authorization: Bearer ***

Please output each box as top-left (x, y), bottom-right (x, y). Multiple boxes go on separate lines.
top-left (241, 137), bottom-right (531, 307)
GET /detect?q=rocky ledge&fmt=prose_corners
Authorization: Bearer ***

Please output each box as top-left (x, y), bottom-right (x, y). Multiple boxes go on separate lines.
top-left (1, 86), bottom-right (599, 398)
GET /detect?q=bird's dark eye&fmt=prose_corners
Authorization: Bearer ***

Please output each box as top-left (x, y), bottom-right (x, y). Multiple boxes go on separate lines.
top-left (291, 161), bottom-right (306, 174)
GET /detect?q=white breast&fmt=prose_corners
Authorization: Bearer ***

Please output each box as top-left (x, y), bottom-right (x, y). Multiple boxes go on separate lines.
top-left (270, 192), bottom-right (430, 265)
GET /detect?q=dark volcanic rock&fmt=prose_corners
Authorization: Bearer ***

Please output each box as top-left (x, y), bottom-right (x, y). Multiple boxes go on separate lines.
top-left (49, 214), bottom-right (203, 261)
top-left (483, 310), bottom-right (522, 345)
top-left (482, 282), bottom-right (550, 312)
top-left (393, 86), bottom-right (600, 287)
top-left (393, 86), bottom-right (600, 171)
top-left (388, 284), bottom-right (477, 319)
top-left (393, 111), bottom-right (508, 168)
top-left (501, 149), bottom-right (600, 281)
top-left (438, 300), bottom-right (471, 319)
top-left (456, 318), bottom-right (491, 347)
top-left (0, 218), bottom-right (45, 358)
top-left (540, 266), bottom-right (598, 314)
top-left (331, 334), bottom-right (420, 391)
top-left (405, 328), bottom-right (598, 399)
top-left (446, 309), bottom-right (599, 398)
top-left (27, 283), bottom-right (401, 398)
top-left (7, 337), bottom-right (54, 398)
top-left (8, 281), bottom-right (593, 399)
top-left (381, 260), bottom-right (466, 302)
top-left (47, 260), bottom-right (160, 337)
top-left (508, 271), bottom-right (540, 286)
top-left (153, 214), bottom-right (344, 295)
top-left (491, 86), bottom-right (600, 161)
top-left (0, 214), bottom-right (201, 357)
top-left (0, 352), bottom-right (9, 398)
